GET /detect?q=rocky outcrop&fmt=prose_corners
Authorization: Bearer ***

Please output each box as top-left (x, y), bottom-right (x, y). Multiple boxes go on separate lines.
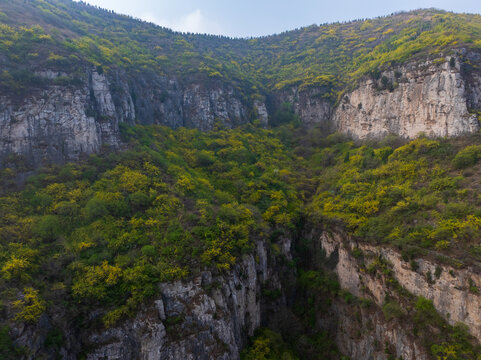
top-left (274, 86), bottom-right (333, 128)
top-left (11, 239), bottom-right (292, 360)
top-left (84, 258), bottom-right (260, 360)
top-left (82, 238), bottom-right (292, 360)
top-left (3, 52), bottom-right (481, 170)
top-left (0, 69), bottom-right (121, 169)
top-left (329, 301), bottom-right (428, 360)
top-left (182, 83), bottom-right (245, 131)
top-left (0, 68), bottom-right (265, 168)
top-left (334, 56), bottom-right (481, 139)
top-left (0, 83), bottom-right (114, 168)
top-left (320, 231), bottom-right (481, 351)
top-left (253, 100), bottom-right (269, 127)
top-left (119, 73), bottom-right (252, 131)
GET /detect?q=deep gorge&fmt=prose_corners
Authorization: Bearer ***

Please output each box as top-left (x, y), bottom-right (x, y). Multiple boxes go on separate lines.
top-left (2, 1), bottom-right (481, 359)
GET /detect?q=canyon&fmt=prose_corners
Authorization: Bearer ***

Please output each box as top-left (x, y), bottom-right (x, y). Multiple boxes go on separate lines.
top-left (12, 227), bottom-right (481, 359)
top-left (2, 2), bottom-right (481, 359)
top-left (1, 52), bottom-right (481, 169)
top-left (3, 51), bottom-right (481, 360)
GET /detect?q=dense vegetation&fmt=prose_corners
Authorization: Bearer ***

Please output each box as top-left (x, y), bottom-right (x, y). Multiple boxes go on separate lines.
top-left (0, 124), bottom-right (302, 337)
top-left (2, 121), bottom-right (481, 357)
top-left (304, 133), bottom-right (481, 265)
top-left (1, 0), bottom-right (481, 101)
top-left (3, 1), bottom-right (481, 358)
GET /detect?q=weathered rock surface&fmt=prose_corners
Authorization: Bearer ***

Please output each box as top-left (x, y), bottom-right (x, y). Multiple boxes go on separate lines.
top-left (0, 69), bottom-right (264, 168)
top-left (329, 302), bottom-right (428, 360)
top-left (2, 52), bottom-right (481, 169)
top-left (0, 85), bottom-right (110, 167)
top-left (274, 86), bottom-right (333, 128)
top-left (334, 56), bottom-right (481, 139)
top-left (84, 257), bottom-right (259, 360)
top-left (320, 230), bottom-right (481, 346)
top-left (81, 238), bottom-right (293, 360)
top-left (10, 224), bottom-right (481, 359)
top-left (11, 239), bottom-right (291, 360)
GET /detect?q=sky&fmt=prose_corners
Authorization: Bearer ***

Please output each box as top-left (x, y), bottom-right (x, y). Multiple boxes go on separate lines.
top-left (75, 0), bottom-right (481, 38)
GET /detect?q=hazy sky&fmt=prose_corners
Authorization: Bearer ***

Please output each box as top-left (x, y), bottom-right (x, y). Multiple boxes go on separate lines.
top-left (76, 0), bottom-right (481, 37)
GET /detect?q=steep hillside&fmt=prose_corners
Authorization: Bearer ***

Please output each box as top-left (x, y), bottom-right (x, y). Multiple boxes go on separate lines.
top-left (3, 124), bottom-right (481, 359)
top-left (1, 1), bottom-right (481, 169)
top-left (2, 2), bottom-right (481, 359)
top-left (2, 2), bottom-right (481, 92)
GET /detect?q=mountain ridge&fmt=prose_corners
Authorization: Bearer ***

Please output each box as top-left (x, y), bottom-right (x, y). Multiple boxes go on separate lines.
top-left (1, 1), bottom-right (481, 170)
top-left (2, 2), bottom-right (481, 359)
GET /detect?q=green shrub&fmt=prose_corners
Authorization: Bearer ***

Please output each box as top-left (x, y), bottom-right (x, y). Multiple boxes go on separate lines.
top-left (196, 150), bottom-right (215, 167)
top-left (271, 102), bottom-right (300, 127)
top-left (0, 326), bottom-right (21, 359)
top-left (453, 145), bottom-right (481, 169)
top-left (141, 245), bottom-right (157, 258)
top-left (241, 328), bottom-right (299, 360)
top-left (44, 328), bottom-right (64, 350)
top-left (382, 301), bottom-right (404, 320)
top-left (33, 215), bottom-right (62, 241)
top-left (128, 191), bottom-right (151, 211)
top-left (84, 197), bottom-right (108, 220)
top-left (414, 297), bottom-right (442, 328)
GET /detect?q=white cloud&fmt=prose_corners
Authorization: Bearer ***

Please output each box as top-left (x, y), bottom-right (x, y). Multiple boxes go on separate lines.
top-left (142, 9), bottom-right (223, 35)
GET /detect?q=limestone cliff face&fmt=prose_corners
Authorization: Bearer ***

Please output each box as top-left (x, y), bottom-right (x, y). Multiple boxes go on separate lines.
top-left (0, 68), bottom-right (262, 168)
top-left (9, 224), bottom-right (481, 359)
top-left (12, 239), bottom-right (291, 360)
top-left (334, 56), bottom-right (481, 139)
top-left (0, 69), bottom-right (119, 169)
top-left (327, 302), bottom-right (428, 360)
top-left (274, 86), bottom-right (332, 128)
top-left (320, 230), bottom-right (481, 358)
top-left (0, 77), bottom-right (114, 168)
top-left (2, 52), bottom-right (481, 169)
top-left (84, 257), bottom-right (260, 360)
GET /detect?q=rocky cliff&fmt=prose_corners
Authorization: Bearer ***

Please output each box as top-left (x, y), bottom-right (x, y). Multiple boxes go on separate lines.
top-left (7, 214), bottom-right (481, 359)
top-left (84, 256), bottom-right (261, 360)
top-left (273, 86), bottom-right (333, 129)
top-left (334, 55), bottom-right (481, 139)
top-left (10, 238), bottom-right (293, 360)
top-left (318, 230), bottom-right (481, 359)
top-left (0, 70), bottom-right (116, 169)
top-left (0, 67), bottom-right (260, 169)
top-left (2, 51), bottom-right (481, 169)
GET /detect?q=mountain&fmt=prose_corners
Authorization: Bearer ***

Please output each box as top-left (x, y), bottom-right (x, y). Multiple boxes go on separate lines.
top-left (1, 1), bottom-right (481, 170)
top-left (2, 1), bottom-right (481, 359)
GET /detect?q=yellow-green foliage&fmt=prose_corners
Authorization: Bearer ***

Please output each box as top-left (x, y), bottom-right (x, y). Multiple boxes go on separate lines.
top-left (453, 145), bottom-right (481, 168)
top-left (0, 124), bottom-right (300, 328)
top-left (2, 2), bottom-right (481, 100)
top-left (241, 328), bottom-right (299, 360)
top-left (306, 136), bottom-right (481, 258)
top-left (2, 124), bottom-right (481, 356)
top-left (12, 288), bottom-right (46, 323)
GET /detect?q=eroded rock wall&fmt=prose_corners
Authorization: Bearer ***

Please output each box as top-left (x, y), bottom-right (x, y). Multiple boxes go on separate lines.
top-left (84, 257), bottom-right (260, 360)
top-left (320, 231), bottom-right (481, 352)
top-left (274, 86), bottom-right (333, 128)
top-left (329, 301), bottom-right (427, 360)
top-left (11, 239), bottom-right (292, 360)
top-left (3, 52), bottom-right (481, 169)
top-left (334, 56), bottom-right (481, 139)
top-left (0, 68), bottom-right (263, 168)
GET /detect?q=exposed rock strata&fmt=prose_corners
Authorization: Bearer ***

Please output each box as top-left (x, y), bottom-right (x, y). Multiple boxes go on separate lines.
top-left (0, 69), bottom-right (262, 168)
top-left (329, 302), bottom-right (428, 360)
top-left (11, 239), bottom-right (291, 360)
top-left (334, 56), bottom-right (480, 139)
top-left (274, 86), bottom-right (332, 128)
top-left (2, 53), bottom-right (481, 169)
top-left (320, 231), bottom-right (481, 343)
